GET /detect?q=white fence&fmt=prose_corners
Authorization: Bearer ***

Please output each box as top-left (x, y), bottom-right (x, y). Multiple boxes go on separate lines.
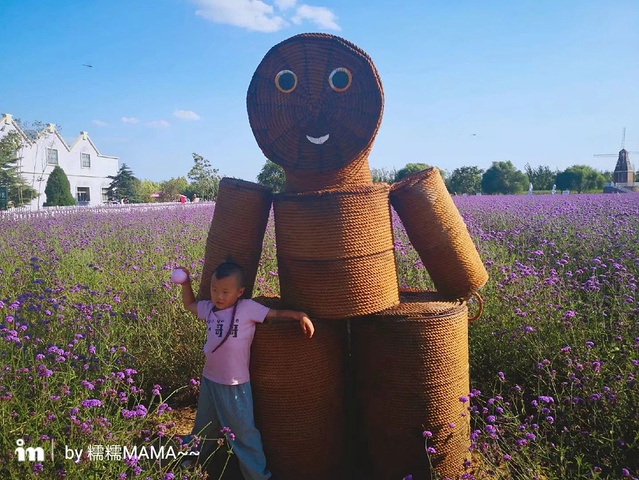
top-left (1, 201), bottom-right (214, 220)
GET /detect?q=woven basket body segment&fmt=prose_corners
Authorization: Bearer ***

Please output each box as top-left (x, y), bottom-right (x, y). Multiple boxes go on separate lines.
top-left (250, 296), bottom-right (348, 480)
top-left (284, 151), bottom-right (373, 192)
top-left (351, 291), bottom-right (471, 480)
top-left (390, 168), bottom-right (488, 299)
top-left (274, 184), bottom-right (399, 318)
top-left (198, 178), bottom-right (272, 301)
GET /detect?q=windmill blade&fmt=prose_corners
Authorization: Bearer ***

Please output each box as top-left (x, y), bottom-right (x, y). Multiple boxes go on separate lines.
top-left (593, 154), bottom-right (617, 157)
top-left (620, 127), bottom-right (626, 150)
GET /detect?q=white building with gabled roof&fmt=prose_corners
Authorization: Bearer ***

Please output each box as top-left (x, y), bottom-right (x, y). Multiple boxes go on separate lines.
top-left (0, 113), bottom-right (119, 209)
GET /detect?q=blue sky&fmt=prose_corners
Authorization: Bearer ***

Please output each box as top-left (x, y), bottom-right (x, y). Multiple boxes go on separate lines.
top-left (1, 0), bottom-right (638, 183)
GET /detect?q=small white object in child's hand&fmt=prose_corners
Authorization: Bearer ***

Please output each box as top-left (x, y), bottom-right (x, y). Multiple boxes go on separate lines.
top-left (171, 269), bottom-right (188, 284)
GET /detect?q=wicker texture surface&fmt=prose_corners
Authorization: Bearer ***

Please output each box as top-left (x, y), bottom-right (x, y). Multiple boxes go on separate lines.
top-left (390, 168), bottom-right (488, 300)
top-left (197, 178), bottom-right (272, 301)
top-left (247, 33), bottom-right (383, 192)
top-left (273, 185), bottom-right (399, 318)
top-left (351, 291), bottom-right (471, 480)
top-left (250, 296), bottom-right (348, 480)
top-left (283, 152), bottom-right (373, 192)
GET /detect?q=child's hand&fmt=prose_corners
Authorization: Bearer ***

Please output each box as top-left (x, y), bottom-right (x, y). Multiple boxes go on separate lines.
top-left (299, 314), bottom-right (314, 338)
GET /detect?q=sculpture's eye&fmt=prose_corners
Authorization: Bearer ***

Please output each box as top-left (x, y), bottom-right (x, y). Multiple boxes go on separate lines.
top-left (329, 67), bottom-right (352, 92)
top-left (275, 70), bottom-right (298, 93)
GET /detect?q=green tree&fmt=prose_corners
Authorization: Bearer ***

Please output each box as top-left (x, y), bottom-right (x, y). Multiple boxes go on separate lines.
top-left (257, 160), bottom-right (286, 193)
top-left (107, 164), bottom-right (142, 203)
top-left (159, 176), bottom-right (189, 202)
top-left (371, 167), bottom-right (397, 184)
top-left (524, 163), bottom-right (557, 191)
top-left (555, 165), bottom-right (605, 193)
top-left (138, 179), bottom-right (161, 203)
top-left (395, 163), bottom-right (446, 182)
top-left (188, 153), bottom-right (220, 200)
top-left (0, 131), bottom-right (37, 206)
top-left (43, 166), bottom-right (75, 206)
top-left (446, 166), bottom-right (484, 195)
top-left (481, 161), bottom-right (528, 194)
top-left (600, 170), bottom-right (613, 183)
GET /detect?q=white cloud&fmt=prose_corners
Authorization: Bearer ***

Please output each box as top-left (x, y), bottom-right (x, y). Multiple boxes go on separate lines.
top-left (275, 0), bottom-right (296, 9)
top-left (121, 117), bottom-right (140, 124)
top-left (292, 4), bottom-right (340, 30)
top-left (146, 120), bottom-right (171, 128)
top-left (173, 109), bottom-right (201, 120)
top-left (193, 0), bottom-right (288, 33)
top-left (92, 119), bottom-right (109, 127)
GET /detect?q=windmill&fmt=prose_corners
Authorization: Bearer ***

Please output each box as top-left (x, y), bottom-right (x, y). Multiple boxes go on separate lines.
top-left (594, 128), bottom-right (639, 184)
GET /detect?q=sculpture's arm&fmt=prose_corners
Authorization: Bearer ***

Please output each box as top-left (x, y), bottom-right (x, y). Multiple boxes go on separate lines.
top-left (389, 168), bottom-right (488, 300)
top-left (197, 178), bottom-right (273, 301)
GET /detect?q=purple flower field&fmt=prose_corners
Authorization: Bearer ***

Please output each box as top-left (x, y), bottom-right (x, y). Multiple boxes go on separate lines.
top-left (1, 195), bottom-right (638, 479)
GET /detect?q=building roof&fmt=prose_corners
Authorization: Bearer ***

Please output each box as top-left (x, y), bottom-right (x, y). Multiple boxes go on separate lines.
top-left (0, 113), bottom-right (118, 160)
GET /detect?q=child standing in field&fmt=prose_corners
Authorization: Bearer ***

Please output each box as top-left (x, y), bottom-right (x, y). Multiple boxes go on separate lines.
top-left (175, 261), bottom-right (314, 479)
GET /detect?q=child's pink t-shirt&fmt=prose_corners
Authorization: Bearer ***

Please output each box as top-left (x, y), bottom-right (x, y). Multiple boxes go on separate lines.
top-left (196, 298), bottom-right (270, 385)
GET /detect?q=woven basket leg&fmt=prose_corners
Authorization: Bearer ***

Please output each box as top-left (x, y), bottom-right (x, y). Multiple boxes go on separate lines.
top-left (250, 297), bottom-right (349, 480)
top-left (350, 300), bottom-right (471, 480)
top-left (197, 178), bottom-right (272, 301)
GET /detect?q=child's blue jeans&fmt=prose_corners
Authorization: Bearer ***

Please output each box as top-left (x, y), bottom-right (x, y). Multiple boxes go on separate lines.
top-left (192, 377), bottom-right (271, 480)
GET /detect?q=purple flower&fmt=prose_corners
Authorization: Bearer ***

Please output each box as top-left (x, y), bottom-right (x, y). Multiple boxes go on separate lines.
top-left (81, 380), bottom-right (95, 390)
top-left (81, 399), bottom-right (102, 408)
top-left (427, 447), bottom-right (437, 455)
top-left (422, 430), bottom-right (433, 438)
top-left (36, 364), bottom-right (53, 378)
top-left (220, 426), bottom-right (235, 441)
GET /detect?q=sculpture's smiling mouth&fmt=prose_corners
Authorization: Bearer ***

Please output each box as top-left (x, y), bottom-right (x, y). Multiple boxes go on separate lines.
top-left (306, 134), bottom-right (329, 145)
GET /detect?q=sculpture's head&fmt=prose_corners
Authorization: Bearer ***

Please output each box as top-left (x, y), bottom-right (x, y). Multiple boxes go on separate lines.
top-left (247, 33), bottom-right (383, 174)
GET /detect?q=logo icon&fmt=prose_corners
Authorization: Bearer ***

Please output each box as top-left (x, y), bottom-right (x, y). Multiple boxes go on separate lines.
top-left (15, 439), bottom-right (45, 462)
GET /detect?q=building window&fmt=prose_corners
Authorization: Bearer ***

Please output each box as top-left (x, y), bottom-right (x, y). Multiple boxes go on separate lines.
top-left (81, 153), bottom-right (91, 168)
top-left (77, 187), bottom-right (90, 203)
top-left (102, 188), bottom-right (109, 203)
top-left (47, 148), bottom-right (58, 165)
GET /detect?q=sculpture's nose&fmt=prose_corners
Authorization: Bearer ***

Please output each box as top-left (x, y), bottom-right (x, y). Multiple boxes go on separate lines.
top-left (307, 97), bottom-right (322, 115)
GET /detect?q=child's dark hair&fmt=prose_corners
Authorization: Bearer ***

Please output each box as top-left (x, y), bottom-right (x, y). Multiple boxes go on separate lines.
top-left (212, 261), bottom-right (245, 288)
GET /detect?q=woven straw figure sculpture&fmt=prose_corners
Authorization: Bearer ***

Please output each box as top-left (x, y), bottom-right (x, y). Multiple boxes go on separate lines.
top-left (199, 33), bottom-right (489, 480)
